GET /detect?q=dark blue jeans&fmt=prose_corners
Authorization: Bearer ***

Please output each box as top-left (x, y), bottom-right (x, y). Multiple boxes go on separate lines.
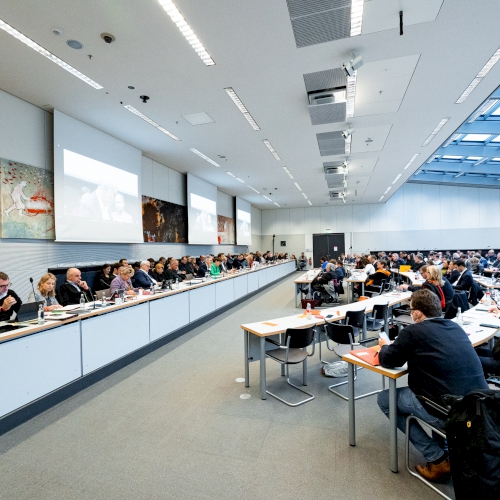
top-left (377, 387), bottom-right (447, 462)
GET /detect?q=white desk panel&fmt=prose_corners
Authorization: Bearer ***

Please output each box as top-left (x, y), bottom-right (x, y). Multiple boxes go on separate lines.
top-left (0, 323), bottom-right (81, 418)
top-left (216, 279), bottom-right (235, 309)
top-left (258, 268), bottom-right (269, 287)
top-left (233, 274), bottom-right (248, 300)
top-left (82, 303), bottom-right (150, 375)
top-left (149, 292), bottom-right (190, 342)
top-left (268, 266), bottom-right (280, 283)
top-left (189, 285), bottom-right (216, 322)
top-left (247, 271), bottom-right (259, 294)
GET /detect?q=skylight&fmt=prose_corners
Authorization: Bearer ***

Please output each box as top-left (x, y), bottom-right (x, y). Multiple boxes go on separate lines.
top-left (442, 155), bottom-right (462, 160)
top-left (461, 133), bottom-right (491, 142)
top-left (466, 156), bottom-right (482, 160)
top-left (490, 136), bottom-right (500, 142)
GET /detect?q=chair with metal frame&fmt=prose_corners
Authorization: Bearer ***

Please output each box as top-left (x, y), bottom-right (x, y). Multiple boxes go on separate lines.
top-left (366, 301), bottom-right (390, 335)
top-left (265, 327), bottom-right (316, 407)
top-left (405, 397), bottom-right (452, 500)
top-left (364, 278), bottom-right (391, 298)
top-left (324, 322), bottom-right (385, 401)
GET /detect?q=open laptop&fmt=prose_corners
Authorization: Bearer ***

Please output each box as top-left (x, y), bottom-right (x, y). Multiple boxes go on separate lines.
top-left (16, 301), bottom-right (45, 323)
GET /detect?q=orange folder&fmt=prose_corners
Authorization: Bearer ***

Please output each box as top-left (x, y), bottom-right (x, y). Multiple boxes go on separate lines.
top-left (349, 345), bottom-right (381, 366)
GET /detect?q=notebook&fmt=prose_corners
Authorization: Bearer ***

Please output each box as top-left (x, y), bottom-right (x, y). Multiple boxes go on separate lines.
top-left (349, 346), bottom-right (381, 366)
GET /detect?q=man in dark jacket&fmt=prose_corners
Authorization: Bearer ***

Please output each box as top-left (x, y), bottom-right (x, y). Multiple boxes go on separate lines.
top-left (453, 260), bottom-right (474, 293)
top-left (377, 289), bottom-right (488, 482)
top-left (0, 271), bottom-right (22, 321)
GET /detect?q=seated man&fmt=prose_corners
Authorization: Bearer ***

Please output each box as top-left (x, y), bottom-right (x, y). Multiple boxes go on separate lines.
top-left (377, 289), bottom-right (488, 482)
top-left (299, 252), bottom-right (307, 270)
top-left (134, 260), bottom-right (157, 288)
top-left (389, 253), bottom-right (405, 269)
top-left (485, 249), bottom-right (496, 265)
top-left (452, 260), bottom-right (473, 293)
top-left (364, 260), bottom-right (391, 294)
top-left (411, 253), bottom-right (425, 272)
top-left (165, 259), bottom-right (186, 282)
top-left (311, 263), bottom-right (336, 301)
top-left (319, 256), bottom-right (327, 270)
top-left (0, 271), bottom-right (22, 321)
top-left (196, 256), bottom-right (211, 278)
top-left (58, 268), bottom-right (93, 306)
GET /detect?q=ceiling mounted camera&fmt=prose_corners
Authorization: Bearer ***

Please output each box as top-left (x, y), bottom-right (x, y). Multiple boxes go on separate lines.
top-left (342, 128), bottom-right (353, 140)
top-left (341, 51), bottom-right (364, 77)
top-left (100, 32), bottom-right (115, 44)
top-left (52, 27), bottom-right (64, 36)
top-left (140, 95), bottom-right (150, 103)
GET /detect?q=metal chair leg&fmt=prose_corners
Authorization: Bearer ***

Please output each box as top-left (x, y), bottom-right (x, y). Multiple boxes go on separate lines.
top-left (328, 365), bottom-right (384, 401)
top-left (266, 362), bottom-right (315, 407)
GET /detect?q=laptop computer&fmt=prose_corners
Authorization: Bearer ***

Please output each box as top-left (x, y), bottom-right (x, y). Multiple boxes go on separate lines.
top-left (16, 301), bottom-right (45, 323)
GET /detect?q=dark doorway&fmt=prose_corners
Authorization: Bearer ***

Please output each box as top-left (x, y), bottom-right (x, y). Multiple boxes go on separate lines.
top-left (313, 233), bottom-right (345, 267)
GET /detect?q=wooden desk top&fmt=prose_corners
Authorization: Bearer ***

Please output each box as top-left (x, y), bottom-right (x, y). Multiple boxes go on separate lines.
top-left (342, 353), bottom-right (408, 379)
top-left (0, 261), bottom-right (294, 344)
top-left (473, 276), bottom-right (500, 289)
top-left (241, 291), bottom-right (412, 337)
top-left (294, 270), bottom-right (320, 284)
top-left (345, 272), bottom-right (367, 283)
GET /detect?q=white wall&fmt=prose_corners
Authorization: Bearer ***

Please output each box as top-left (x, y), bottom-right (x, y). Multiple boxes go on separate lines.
top-left (261, 183), bottom-right (500, 255)
top-left (216, 190), bottom-right (234, 218)
top-left (0, 89), bottom-right (250, 301)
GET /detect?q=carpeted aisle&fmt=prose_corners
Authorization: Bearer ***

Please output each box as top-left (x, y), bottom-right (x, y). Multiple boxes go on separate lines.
top-left (0, 273), bottom-right (446, 499)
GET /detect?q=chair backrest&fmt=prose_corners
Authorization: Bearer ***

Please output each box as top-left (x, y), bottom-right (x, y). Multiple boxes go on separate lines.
top-left (372, 302), bottom-right (389, 320)
top-left (345, 308), bottom-right (366, 328)
top-left (284, 327), bottom-right (315, 349)
top-left (325, 322), bottom-right (355, 345)
top-left (96, 289), bottom-right (111, 299)
top-left (380, 279), bottom-right (391, 292)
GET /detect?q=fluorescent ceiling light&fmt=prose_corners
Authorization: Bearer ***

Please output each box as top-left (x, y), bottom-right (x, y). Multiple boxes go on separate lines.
top-left (345, 133), bottom-right (352, 154)
top-left (466, 156), bottom-right (482, 160)
top-left (158, 0), bottom-right (215, 66)
top-left (0, 19), bottom-right (103, 89)
top-left (294, 182), bottom-right (302, 191)
top-left (263, 140), bottom-right (281, 161)
top-left (442, 155), bottom-right (463, 160)
top-left (403, 153), bottom-right (420, 169)
top-left (346, 72), bottom-right (357, 119)
top-left (235, 177), bottom-right (245, 183)
top-left (226, 171), bottom-right (236, 178)
top-left (492, 157), bottom-right (500, 161)
top-left (263, 195), bottom-right (272, 201)
top-left (307, 200), bottom-right (312, 206)
top-left (468, 99), bottom-right (499, 122)
top-left (274, 202), bottom-right (280, 207)
top-left (124, 105), bottom-right (180, 140)
top-left (392, 174), bottom-right (402, 184)
top-left (224, 87), bottom-right (260, 130)
top-left (492, 107), bottom-right (500, 116)
top-left (301, 192), bottom-right (308, 199)
top-left (454, 172), bottom-right (465, 178)
top-left (384, 186), bottom-right (392, 195)
top-left (462, 133), bottom-right (491, 142)
top-left (379, 196), bottom-right (384, 202)
top-left (490, 136), bottom-right (500, 142)
top-left (421, 118), bottom-right (450, 146)
top-left (350, 0), bottom-right (365, 37)
top-left (282, 166), bottom-right (294, 179)
top-left (190, 148), bottom-right (220, 166)
top-left (456, 48), bottom-right (500, 103)
top-left (248, 185), bottom-right (260, 194)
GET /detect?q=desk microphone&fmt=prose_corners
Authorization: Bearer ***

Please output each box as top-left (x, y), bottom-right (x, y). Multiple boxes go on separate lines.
top-left (29, 277), bottom-right (37, 300)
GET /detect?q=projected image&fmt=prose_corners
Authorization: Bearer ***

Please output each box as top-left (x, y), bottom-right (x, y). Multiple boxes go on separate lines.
top-left (191, 193), bottom-right (216, 232)
top-left (237, 209), bottom-right (251, 237)
top-left (64, 150), bottom-right (138, 224)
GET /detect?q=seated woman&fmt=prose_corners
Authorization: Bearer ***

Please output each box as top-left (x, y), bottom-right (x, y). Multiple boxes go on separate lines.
top-left (150, 263), bottom-right (166, 282)
top-left (110, 266), bottom-right (138, 297)
top-left (28, 273), bottom-right (62, 311)
top-left (469, 257), bottom-right (484, 275)
top-left (210, 257), bottom-right (221, 277)
top-left (364, 260), bottom-right (391, 294)
top-left (95, 263), bottom-right (114, 291)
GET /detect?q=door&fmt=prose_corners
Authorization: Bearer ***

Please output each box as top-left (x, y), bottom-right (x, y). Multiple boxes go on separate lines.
top-left (313, 233), bottom-right (345, 267)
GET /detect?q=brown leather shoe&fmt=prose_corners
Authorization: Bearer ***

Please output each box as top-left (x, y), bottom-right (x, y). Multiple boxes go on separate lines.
top-left (416, 458), bottom-right (451, 482)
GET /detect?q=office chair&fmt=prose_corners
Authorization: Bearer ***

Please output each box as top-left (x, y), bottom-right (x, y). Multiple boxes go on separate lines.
top-left (366, 302), bottom-right (390, 335)
top-left (265, 327), bottom-right (315, 406)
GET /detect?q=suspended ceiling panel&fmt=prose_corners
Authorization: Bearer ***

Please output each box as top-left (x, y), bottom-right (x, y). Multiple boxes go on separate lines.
top-left (351, 125), bottom-right (393, 153)
top-left (355, 55), bottom-right (420, 117)
top-left (303, 68), bottom-right (346, 93)
top-left (316, 131), bottom-right (346, 156)
top-left (348, 157), bottom-right (379, 175)
top-left (362, 0), bottom-right (443, 35)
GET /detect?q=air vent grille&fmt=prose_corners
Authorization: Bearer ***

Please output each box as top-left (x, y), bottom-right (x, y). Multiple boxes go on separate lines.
top-left (308, 102), bottom-right (346, 125)
top-left (317, 131), bottom-right (345, 156)
top-left (304, 68), bottom-right (346, 93)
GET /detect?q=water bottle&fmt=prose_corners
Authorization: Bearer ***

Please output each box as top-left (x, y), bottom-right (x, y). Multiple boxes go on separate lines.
top-left (80, 293), bottom-right (86, 310)
top-left (456, 307), bottom-right (463, 326)
top-left (37, 304), bottom-right (45, 325)
top-left (150, 284), bottom-right (154, 295)
top-left (101, 295), bottom-right (107, 308)
top-left (306, 302), bottom-right (312, 319)
top-left (484, 291), bottom-right (491, 306)
top-left (391, 280), bottom-right (396, 292)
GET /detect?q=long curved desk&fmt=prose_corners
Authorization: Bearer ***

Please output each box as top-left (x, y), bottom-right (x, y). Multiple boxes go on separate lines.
top-left (0, 261), bottom-right (296, 431)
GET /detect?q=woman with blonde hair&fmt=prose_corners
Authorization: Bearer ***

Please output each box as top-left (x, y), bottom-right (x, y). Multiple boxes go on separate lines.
top-left (28, 273), bottom-right (62, 311)
top-left (110, 266), bottom-right (138, 296)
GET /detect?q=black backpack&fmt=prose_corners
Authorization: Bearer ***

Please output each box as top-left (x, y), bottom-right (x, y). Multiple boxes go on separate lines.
top-left (444, 390), bottom-right (500, 499)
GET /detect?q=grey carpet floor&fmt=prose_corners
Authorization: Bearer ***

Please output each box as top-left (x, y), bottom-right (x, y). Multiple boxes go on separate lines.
top-left (0, 274), bottom-right (451, 499)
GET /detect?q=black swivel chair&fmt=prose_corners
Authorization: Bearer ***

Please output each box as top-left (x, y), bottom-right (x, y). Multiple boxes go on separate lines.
top-left (265, 327), bottom-right (315, 407)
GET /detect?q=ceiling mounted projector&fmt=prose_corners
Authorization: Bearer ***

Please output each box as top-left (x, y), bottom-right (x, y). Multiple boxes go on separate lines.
top-left (342, 52), bottom-right (363, 77)
top-left (342, 128), bottom-right (353, 140)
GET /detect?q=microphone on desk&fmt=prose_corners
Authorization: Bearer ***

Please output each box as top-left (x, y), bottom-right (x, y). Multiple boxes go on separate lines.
top-left (29, 277), bottom-right (37, 300)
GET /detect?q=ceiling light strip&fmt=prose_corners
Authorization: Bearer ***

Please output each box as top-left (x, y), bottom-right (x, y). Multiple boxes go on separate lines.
top-left (158, 1), bottom-right (215, 66)
top-left (384, 186), bottom-right (392, 195)
top-left (282, 166), bottom-right (294, 179)
top-left (263, 196), bottom-right (272, 202)
top-left (190, 148), bottom-right (220, 166)
top-left (379, 196), bottom-right (384, 202)
top-left (224, 87), bottom-right (260, 130)
top-left (274, 202), bottom-right (280, 207)
top-left (346, 72), bottom-right (357, 119)
top-left (307, 200), bottom-right (312, 206)
top-left (403, 153), bottom-right (420, 169)
top-left (235, 177), bottom-right (245, 183)
top-left (0, 19), bottom-right (103, 89)
top-left (301, 192), bottom-right (308, 199)
top-left (294, 182), bottom-right (302, 191)
top-left (468, 99), bottom-right (499, 123)
top-left (392, 174), bottom-right (402, 184)
top-left (344, 133), bottom-right (352, 154)
top-left (263, 140), bottom-right (281, 161)
top-left (350, 0), bottom-right (365, 37)
top-left (124, 105), bottom-right (180, 140)
top-left (421, 118), bottom-right (450, 147)
top-left (248, 185), bottom-right (260, 194)
top-left (456, 48), bottom-right (500, 103)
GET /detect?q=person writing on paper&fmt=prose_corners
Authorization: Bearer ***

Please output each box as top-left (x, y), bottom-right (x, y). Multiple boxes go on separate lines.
top-left (28, 273), bottom-right (62, 311)
top-left (58, 268), bottom-right (93, 306)
top-left (0, 272), bottom-right (22, 321)
top-left (110, 266), bottom-right (138, 297)
top-left (377, 289), bottom-right (488, 482)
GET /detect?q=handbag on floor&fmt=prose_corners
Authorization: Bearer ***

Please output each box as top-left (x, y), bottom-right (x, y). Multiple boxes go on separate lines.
top-left (322, 361), bottom-right (348, 377)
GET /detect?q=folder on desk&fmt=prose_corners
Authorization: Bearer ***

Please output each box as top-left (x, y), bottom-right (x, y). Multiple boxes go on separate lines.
top-left (399, 265), bottom-right (411, 272)
top-left (349, 346), bottom-right (381, 366)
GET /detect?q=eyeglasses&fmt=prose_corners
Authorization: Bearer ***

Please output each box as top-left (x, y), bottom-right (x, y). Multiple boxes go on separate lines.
top-left (0, 282), bottom-right (12, 290)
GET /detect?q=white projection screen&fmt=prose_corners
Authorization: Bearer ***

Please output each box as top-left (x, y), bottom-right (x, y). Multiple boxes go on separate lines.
top-left (54, 110), bottom-right (143, 243)
top-left (236, 197), bottom-right (252, 245)
top-left (187, 174), bottom-right (218, 244)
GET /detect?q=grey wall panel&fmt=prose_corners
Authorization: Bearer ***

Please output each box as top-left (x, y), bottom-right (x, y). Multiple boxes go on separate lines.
top-left (189, 286), bottom-right (216, 322)
top-left (150, 292), bottom-right (190, 341)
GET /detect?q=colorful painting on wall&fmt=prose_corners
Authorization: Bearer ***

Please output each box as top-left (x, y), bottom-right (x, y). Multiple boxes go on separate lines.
top-left (0, 159), bottom-right (55, 239)
top-left (142, 196), bottom-right (188, 243)
top-left (218, 215), bottom-right (235, 244)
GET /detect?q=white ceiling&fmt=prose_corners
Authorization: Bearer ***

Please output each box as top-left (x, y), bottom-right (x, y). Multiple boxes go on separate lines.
top-left (0, 0), bottom-right (499, 209)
